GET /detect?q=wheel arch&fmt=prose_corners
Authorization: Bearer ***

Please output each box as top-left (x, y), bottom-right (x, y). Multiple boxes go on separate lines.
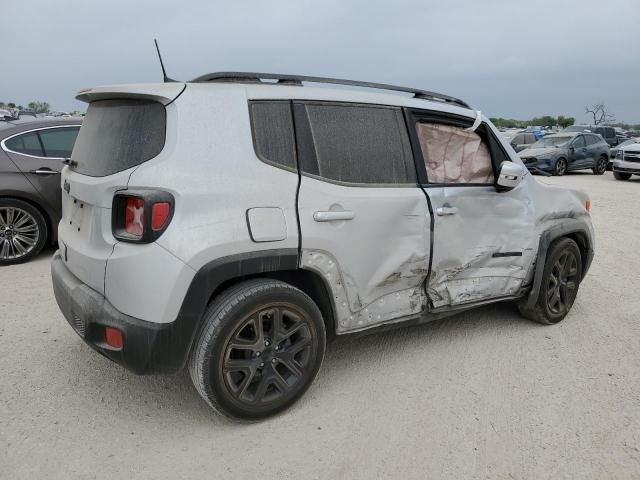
top-left (0, 193), bottom-right (56, 244)
top-left (173, 249), bottom-right (337, 371)
top-left (524, 220), bottom-right (594, 309)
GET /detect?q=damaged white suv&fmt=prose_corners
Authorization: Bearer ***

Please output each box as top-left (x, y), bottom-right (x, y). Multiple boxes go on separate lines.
top-left (52, 73), bottom-right (594, 419)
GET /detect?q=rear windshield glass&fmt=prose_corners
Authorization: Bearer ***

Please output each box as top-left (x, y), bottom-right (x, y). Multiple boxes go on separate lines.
top-left (71, 99), bottom-right (166, 176)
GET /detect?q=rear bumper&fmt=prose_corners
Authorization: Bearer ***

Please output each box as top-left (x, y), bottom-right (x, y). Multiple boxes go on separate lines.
top-left (51, 251), bottom-right (188, 374)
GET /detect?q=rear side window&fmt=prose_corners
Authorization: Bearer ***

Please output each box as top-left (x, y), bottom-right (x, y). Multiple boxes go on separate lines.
top-left (39, 127), bottom-right (80, 158)
top-left (71, 99), bottom-right (166, 177)
top-left (4, 131), bottom-right (44, 156)
top-left (585, 135), bottom-right (600, 146)
top-left (249, 101), bottom-right (296, 170)
top-left (295, 103), bottom-right (416, 185)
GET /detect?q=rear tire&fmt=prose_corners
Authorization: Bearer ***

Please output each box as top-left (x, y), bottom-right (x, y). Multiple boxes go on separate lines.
top-left (0, 198), bottom-right (48, 266)
top-left (592, 155), bottom-right (608, 175)
top-left (189, 279), bottom-right (326, 420)
top-left (553, 158), bottom-right (567, 176)
top-left (518, 238), bottom-right (582, 325)
top-left (613, 171), bottom-right (632, 181)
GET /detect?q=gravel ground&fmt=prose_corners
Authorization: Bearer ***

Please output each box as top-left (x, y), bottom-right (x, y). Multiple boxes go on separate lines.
top-left (1, 172), bottom-right (639, 479)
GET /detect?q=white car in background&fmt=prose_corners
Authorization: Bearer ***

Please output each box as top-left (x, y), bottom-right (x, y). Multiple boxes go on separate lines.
top-left (613, 142), bottom-right (640, 180)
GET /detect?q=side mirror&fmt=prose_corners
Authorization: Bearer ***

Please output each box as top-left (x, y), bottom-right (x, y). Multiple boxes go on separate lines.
top-left (496, 162), bottom-right (526, 192)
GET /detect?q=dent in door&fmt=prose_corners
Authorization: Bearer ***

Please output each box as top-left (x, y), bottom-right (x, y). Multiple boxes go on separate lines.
top-left (302, 249), bottom-right (426, 333)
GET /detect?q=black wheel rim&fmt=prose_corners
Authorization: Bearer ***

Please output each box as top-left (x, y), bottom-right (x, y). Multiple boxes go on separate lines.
top-left (546, 250), bottom-right (579, 315)
top-left (556, 159), bottom-right (566, 175)
top-left (221, 304), bottom-right (314, 406)
top-left (0, 206), bottom-right (39, 261)
top-left (597, 157), bottom-right (607, 174)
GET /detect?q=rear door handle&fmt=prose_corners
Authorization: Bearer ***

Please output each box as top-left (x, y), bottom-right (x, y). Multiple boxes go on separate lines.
top-left (30, 167), bottom-right (58, 176)
top-left (436, 206), bottom-right (458, 216)
top-left (313, 211), bottom-right (355, 222)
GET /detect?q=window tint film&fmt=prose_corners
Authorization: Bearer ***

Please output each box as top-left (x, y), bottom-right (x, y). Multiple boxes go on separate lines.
top-left (39, 127), bottom-right (80, 158)
top-left (296, 103), bottom-right (416, 184)
top-left (71, 99), bottom-right (166, 177)
top-left (5, 131), bottom-right (44, 156)
top-left (250, 101), bottom-right (296, 169)
top-left (416, 123), bottom-right (494, 184)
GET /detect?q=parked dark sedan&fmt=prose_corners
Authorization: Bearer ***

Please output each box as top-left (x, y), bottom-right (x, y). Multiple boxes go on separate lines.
top-left (518, 132), bottom-right (610, 176)
top-left (0, 118), bottom-right (81, 264)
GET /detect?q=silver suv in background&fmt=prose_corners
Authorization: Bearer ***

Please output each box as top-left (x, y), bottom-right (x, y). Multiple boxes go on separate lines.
top-left (51, 73), bottom-right (594, 419)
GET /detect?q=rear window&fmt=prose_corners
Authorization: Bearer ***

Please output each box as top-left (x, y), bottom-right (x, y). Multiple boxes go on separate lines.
top-left (71, 99), bottom-right (166, 177)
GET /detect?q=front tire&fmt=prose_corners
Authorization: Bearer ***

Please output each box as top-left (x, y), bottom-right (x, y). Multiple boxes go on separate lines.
top-left (189, 279), bottom-right (326, 420)
top-left (592, 155), bottom-right (608, 175)
top-left (553, 158), bottom-right (567, 176)
top-left (613, 171), bottom-right (632, 181)
top-left (518, 238), bottom-right (582, 325)
top-left (0, 198), bottom-right (48, 265)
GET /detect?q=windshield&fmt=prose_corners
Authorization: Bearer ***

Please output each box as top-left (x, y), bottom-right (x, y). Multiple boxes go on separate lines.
top-left (564, 126), bottom-right (589, 132)
top-left (532, 136), bottom-right (572, 147)
top-left (618, 139), bottom-right (639, 148)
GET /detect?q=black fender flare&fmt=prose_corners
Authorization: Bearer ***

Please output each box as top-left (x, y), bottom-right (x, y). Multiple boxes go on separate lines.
top-left (525, 219), bottom-right (594, 308)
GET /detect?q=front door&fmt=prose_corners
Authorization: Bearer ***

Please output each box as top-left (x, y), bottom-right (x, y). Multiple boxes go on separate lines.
top-left (569, 135), bottom-right (590, 169)
top-left (294, 102), bottom-right (430, 332)
top-left (2, 126), bottom-right (80, 214)
top-left (406, 110), bottom-right (536, 309)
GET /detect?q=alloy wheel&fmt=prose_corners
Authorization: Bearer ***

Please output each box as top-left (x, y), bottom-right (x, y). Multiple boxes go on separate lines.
top-left (555, 158), bottom-right (567, 176)
top-left (595, 157), bottom-right (607, 174)
top-left (221, 304), bottom-right (314, 406)
top-left (546, 250), bottom-right (579, 315)
top-left (0, 207), bottom-right (40, 261)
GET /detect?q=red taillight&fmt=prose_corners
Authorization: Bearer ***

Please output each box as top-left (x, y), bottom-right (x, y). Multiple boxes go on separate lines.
top-left (104, 327), bottom-right (124, 350)
top-left (152, 202), bottom-right (170, 230)
top-left (124, 197), bottom-right (145, 237)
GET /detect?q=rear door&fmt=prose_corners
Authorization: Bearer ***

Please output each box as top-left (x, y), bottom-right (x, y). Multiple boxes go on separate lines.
top-left (2, 126), bottom-right (79, 214)
top-left (406, 109), bottom-right (536, 308)
top-left (295, 102), bottom-right (430, 332)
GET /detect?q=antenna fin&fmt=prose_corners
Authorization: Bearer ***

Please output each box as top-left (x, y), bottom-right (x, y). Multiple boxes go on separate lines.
top-left (154, 39), bottom-right (176, 83)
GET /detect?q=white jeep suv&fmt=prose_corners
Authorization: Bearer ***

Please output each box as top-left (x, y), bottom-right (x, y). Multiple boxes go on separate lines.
top-left (52, 73), bottom-right (594, 419)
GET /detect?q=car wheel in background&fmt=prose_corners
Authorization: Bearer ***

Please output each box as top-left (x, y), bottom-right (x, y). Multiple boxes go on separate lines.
top-left (518, 237), bottom-right (582, 325)
top-left (613, 171), bottom-right (632, 181)
top-left (592, 156), bottom-right (608, 175)
top-left (189, 279), bottom-right (326, 420)
top-left (0, 198), bottom-right (48, 266)
top-left (553, 158), bottom-right (567, 176)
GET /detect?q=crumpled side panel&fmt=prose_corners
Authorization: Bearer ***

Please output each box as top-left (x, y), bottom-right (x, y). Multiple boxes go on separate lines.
top-left (301, 250), bottom-right (426, 333)
top-left (416, 123), bottom-right (494, 184)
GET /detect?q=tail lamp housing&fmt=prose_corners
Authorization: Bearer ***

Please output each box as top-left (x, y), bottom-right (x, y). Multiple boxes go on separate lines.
top-left (112, 189), bottom-right (174, 243)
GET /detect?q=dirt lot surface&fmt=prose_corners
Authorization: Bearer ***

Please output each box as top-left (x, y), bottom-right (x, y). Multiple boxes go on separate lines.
top-left (1, 172), bottom-right (639, 479)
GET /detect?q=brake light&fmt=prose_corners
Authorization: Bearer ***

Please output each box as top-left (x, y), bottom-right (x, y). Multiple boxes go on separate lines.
top-left (112, 190), bottom-right (174, 243)
top-left (586, 199), bottom-right (591, 212)
top-left (152, 202), bottom-right (170, 230)
top-left (125, 197), bottom-right (145, 237)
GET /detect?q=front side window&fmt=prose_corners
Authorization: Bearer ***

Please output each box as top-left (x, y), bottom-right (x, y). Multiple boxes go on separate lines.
top-left (415, 122), bottom-right (494, 184)
top-left (4, 131), bottom-right (44, 156)
top-left (295, 103), bottom-right (416, 185)
top-left (38, 127), bottom-right (80, 158)
top-left (572, 136), bottom-right (586, 148)
top-left (512, 135), bottom-right (524, 145)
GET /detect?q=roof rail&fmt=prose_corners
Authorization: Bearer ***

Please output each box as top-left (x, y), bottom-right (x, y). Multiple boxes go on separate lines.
top-left (191, 72), bottom-right (471, 109)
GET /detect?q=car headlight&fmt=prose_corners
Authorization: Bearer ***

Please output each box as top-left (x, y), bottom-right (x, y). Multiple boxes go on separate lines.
top-left (616, 150), bottom-right (623, 159)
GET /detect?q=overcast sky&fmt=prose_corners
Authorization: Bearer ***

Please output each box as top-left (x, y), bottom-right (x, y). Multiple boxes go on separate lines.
top-left (2, 0), bottom-right (639, 122)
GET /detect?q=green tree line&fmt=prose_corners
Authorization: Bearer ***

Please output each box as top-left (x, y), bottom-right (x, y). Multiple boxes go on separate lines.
top-left (490, 115), bottom-right (576, 129)
top-left (0, 101), bottom-right (50, 113)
